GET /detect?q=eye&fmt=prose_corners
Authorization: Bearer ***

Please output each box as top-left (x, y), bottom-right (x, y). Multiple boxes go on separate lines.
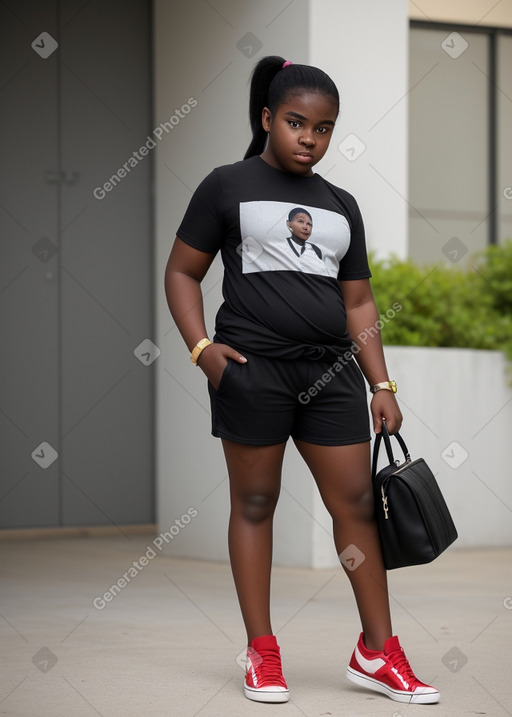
top-left (288, 120), bottom-right (301, 128)
top-left (316, 126), bottom-right (329, 134)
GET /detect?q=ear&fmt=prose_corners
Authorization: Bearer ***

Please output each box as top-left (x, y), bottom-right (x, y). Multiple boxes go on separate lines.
top-left (286, 221), bottom-right (292, 231)
top-left (261, 107), bottom-right (272, 132)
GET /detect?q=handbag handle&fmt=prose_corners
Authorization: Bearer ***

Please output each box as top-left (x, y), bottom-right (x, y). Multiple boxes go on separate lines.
top-left (372, 421), bottom-right (411, 481)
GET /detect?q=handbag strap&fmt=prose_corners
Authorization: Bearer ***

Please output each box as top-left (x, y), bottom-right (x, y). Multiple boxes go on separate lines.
top-left (372, 421), bottom-right (411, 481)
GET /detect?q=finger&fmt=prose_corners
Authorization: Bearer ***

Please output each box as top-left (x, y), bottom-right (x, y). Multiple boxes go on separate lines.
top-left (387, 420), bottom-right (402, 435)
top-left (229, 349), bottom-right (247, 363)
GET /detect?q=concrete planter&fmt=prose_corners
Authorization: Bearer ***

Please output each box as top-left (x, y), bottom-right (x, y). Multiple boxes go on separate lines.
top-left (307, 346), bottom-right (512, 568)
top-left (157, 346), bottom-right (512, 568)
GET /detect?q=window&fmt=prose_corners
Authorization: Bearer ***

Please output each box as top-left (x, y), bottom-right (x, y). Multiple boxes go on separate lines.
top-left (409, 22), bottom-right (512, 265)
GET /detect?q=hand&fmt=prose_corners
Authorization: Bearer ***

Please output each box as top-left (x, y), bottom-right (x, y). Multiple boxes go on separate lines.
top-left (196, 342), bottom-right (247, 390)
top-left (371, 390), bottom-right (403, 435)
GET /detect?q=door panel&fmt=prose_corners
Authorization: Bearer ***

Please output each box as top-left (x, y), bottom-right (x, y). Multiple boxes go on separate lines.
top-left (59, 0), bottom-right (153, 525)
top-left (0, 0), bottom-right (60, 526)
top-left (0, 0), bottom-right (153, 528)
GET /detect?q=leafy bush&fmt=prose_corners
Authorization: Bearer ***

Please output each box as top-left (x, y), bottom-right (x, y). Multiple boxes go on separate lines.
top-left (369, 241), bottom-right (512, 362)
top-left (474, 240), bottom-right (512, 315)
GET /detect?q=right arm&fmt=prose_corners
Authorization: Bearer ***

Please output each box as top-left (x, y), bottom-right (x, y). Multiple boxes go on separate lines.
top-left (164, 237), bottom-right (247, 389)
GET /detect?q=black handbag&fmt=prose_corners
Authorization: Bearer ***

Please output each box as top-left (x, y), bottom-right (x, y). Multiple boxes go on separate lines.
top-left (372, 422), bottom-right (458, 570)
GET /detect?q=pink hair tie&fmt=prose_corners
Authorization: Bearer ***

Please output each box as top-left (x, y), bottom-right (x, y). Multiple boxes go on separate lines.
top-left (282, 60), bottom-right (292, 68)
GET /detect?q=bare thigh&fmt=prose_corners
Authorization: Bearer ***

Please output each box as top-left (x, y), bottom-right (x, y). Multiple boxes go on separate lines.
top-left (222, 440), bottom-right (287, 519)
top-left (293, 439), bottom-right (373, 520)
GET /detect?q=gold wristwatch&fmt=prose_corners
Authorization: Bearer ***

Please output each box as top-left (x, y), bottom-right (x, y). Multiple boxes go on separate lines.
top-left (190, 338), bottom-right (212, 365)
top-left (370, 380), bottom-right (397, 394)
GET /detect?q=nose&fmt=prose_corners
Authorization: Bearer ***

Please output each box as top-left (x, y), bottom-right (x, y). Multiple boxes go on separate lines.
top-left (300, 130), bottom-right (315, 147)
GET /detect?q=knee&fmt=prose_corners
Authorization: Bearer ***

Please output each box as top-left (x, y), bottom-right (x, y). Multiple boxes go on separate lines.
top-left (240, 492), bottom-right (278, 523)
top-left (329, 485), bottom-right (374, 523)
top-left (356, 487), bottom-right (375, 522)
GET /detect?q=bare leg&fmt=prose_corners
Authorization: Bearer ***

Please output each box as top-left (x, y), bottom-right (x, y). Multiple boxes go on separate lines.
top-left (294, 439), bottom-right (392, 651)
top-left (222, 439), bottom-right (287, 643)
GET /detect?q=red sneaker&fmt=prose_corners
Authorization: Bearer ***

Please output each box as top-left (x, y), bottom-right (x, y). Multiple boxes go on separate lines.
top-left (346, 633), bottom-right (440, 704)
top-left (244, 635), bottom-right (289, 703)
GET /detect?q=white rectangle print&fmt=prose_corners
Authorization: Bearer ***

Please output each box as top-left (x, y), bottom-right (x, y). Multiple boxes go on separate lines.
top-left (239, 201), bottom-right (351, 278)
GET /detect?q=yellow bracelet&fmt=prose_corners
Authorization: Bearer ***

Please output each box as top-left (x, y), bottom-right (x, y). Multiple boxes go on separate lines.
top-left (190, 338), bottom-right (212, 365)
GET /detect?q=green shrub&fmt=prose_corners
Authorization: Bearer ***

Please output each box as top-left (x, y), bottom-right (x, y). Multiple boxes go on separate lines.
top-left (369, 241), bottom-right (512, 362)
top-left (474, 240), bottom-right (512, 314)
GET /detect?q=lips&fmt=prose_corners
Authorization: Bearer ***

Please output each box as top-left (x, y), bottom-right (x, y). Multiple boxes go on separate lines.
top-left (295, 152), bottom-right (314, 164)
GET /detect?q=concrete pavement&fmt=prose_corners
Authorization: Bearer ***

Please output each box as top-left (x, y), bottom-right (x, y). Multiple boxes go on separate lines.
top-left (0, 536), bottom-right (510, 716)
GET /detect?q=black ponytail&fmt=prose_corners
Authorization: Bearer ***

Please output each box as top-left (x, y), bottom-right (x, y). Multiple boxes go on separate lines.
top-left (244, 55), bottom-right (285, 160)
top-left (244, 55), bottom-right (340, 160)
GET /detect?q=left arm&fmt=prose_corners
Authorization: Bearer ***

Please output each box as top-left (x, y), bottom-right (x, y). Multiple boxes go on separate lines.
top-left (339, 278), bottom-right (402, 434)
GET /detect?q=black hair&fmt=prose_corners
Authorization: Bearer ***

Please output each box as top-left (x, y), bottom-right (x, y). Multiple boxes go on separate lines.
top-left (288, 207), bottom-right (312, 221)
top-left (244, 55), bottom-right (340, 160)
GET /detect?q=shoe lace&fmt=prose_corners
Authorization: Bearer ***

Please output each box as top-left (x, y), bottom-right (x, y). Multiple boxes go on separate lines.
top-left (387, 648), bottom-right (419, 686)
top-left (250, 647), bottom-right (286, 686)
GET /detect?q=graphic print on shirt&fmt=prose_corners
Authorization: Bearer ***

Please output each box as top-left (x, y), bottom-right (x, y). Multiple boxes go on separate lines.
top-left (239, 201), bottom-right (351, 278)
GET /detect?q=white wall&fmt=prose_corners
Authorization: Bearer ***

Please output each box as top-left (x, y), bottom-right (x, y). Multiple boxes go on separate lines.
top-left (309, 0), bottom-right (409, 261)
top-left (154, 0), bottom-right (511, 569)
top-left (153, 0), bottom-right (315, 565)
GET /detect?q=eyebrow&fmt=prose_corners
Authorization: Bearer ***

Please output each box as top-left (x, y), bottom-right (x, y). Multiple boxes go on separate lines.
top-left (285, 111), bottom-right (335, 126)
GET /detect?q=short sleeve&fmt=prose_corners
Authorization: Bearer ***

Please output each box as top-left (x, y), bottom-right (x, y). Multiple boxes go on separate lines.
top-left (176, 168), bottom-right (226, 253)
top-left (337, 197), bottom-right (371, 281)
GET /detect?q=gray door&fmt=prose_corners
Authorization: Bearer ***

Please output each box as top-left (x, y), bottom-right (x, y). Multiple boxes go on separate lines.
top-left (0, 0), bottom-right (154, 527)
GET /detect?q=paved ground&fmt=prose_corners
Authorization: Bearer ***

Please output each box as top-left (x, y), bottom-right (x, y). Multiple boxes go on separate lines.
top-left (0, 536), bottom-right (511, 716)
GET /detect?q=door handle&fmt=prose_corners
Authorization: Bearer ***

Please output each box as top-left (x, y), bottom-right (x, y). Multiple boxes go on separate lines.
top-left (46, 170), bottom-right (62, 183)
top-left (63, 172), bottom-right (78, 185)
top-left (45, 171), bottom-right (79, 184)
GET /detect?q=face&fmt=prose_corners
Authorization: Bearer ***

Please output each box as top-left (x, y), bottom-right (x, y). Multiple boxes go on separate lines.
top-left (287, 213), bottom-right (312, 241)
top-left (260, 91), bottom-right (338, 177)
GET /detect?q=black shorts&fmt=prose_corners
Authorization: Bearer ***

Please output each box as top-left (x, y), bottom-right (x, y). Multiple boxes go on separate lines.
top-left (207, 351), bottom-right (370, 446)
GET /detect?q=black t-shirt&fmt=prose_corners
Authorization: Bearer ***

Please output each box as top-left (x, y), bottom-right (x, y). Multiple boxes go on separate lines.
top-left (177, 156), bottom-right (371, 360)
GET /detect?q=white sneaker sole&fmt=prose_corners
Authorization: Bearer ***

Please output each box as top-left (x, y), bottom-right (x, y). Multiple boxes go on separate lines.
top-left (346, 666), bottom-right (440, 704)
top-left (244, 684), bottom-right (290, 703)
